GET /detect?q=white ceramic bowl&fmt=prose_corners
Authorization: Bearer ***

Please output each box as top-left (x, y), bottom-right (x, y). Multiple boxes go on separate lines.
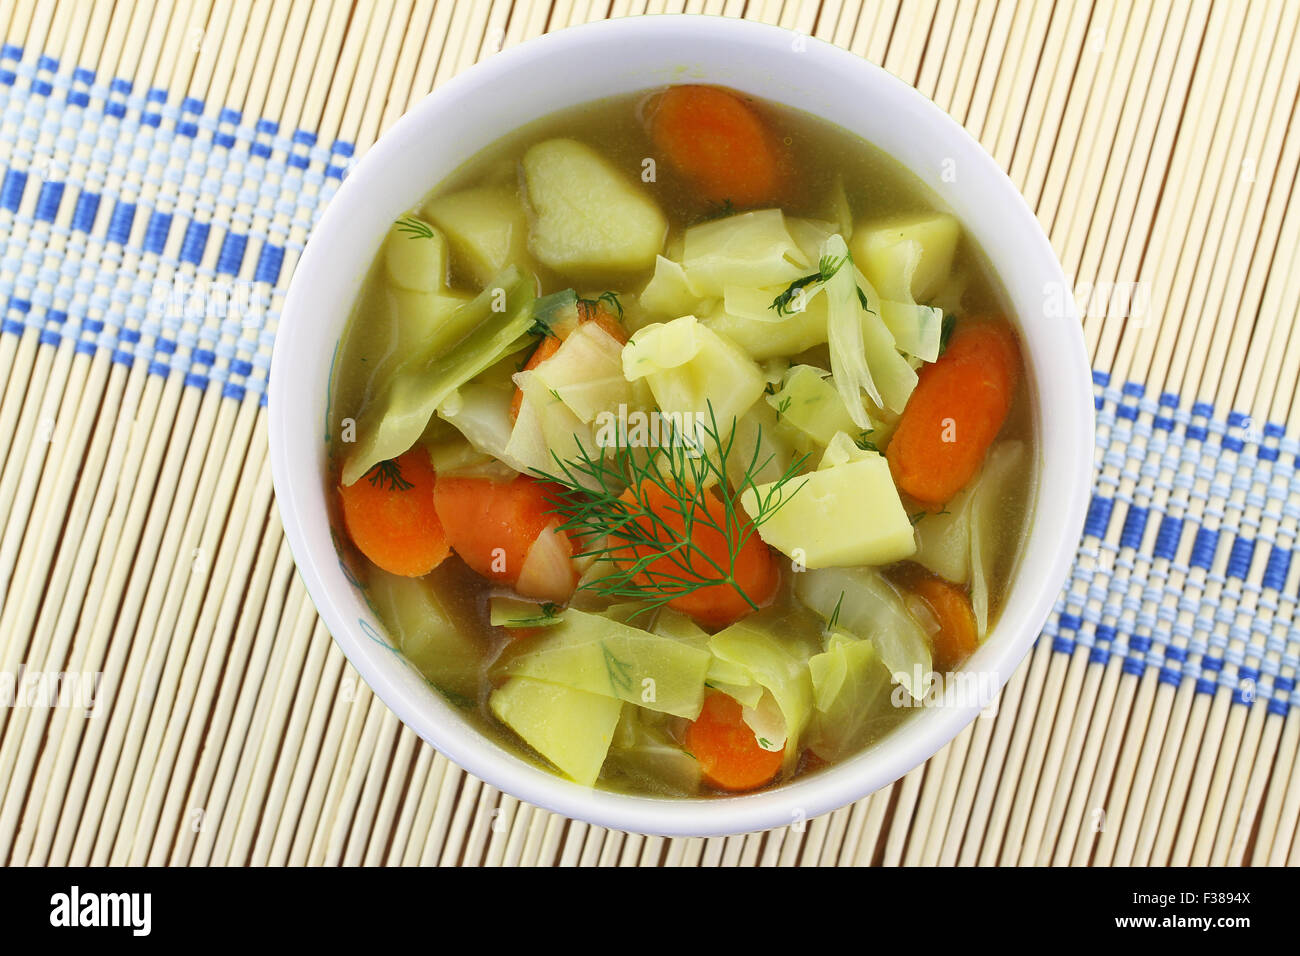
top-left (269, 15), bottom-right (1093, 838)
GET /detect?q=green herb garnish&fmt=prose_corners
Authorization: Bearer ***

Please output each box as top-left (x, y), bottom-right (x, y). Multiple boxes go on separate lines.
top-left (503, 602), bottom-right (562, 628)
top-left (366, 459), bottom-right (413, 492)
top-left (855, 429), bottom-right (879, 453)
top-left (939, 314), bottom-right (957, 355)
top-left (825, 591), bottom-right (845, 635)
top-left (395, 216), bottom-right (437, 240)
top-left (579, 290), bottom-right (624, 320)
top-left (533, 403), bottom-right (809, 617)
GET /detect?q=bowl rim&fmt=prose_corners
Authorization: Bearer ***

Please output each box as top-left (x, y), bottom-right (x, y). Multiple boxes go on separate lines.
top-left (269, 13), bottom-right (1094, 838)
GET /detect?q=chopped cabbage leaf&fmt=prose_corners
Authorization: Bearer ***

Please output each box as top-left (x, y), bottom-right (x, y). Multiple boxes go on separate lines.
top-left (607, 706), bottom-right (701, 795)
top-left (969, 441), bottom-right (1028, 636)
top-left (489, 596), bottom-right (564, 629)
top-left (639, 255), bottom-right (710, 319)
top-left (704, 288), bottom-right (829, 360)
top-left (621, 315), bottom-right (766, 430)
top-left (766, 364), bottom-right (862, 448)
top-left (531, 319), bottom-right (635, 423)
top-left (343, 267), bottom-right (535, 485)
top-left (821, 235), bottom-right (917, 426)
top-left (796, 566), bottom-right (932, 699)
top-left (497, 607), bottom-right (710, 719)
top-left (807, 632), bottom-right (891, 761)
top-left (708, 606), bottom-right (817, 768)
top-left (681, 209), bottom-right (810, 297)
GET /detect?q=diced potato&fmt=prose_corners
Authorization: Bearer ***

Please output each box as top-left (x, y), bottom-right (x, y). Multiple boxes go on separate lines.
top-left (850, 212), bottom-right (960, 302)
top-left (423, 184), bottom-right (530, 287)
top-left (384, 219), bottom-right (449, 292)
top-left (522, 138), bottom-right (667, 275)
top-left (489, 677), bottom-right (623, 786)
top-left (742, 455), bottom-right (915, 568)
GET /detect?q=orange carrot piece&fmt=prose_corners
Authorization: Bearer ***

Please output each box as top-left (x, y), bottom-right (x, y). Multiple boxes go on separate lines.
top-left (338, 450), bottom-right (450, 577)
top-left (686, 692), bottom-right (784, 792)
top-left (611, 483), bottom-right (779, 629)
top-left (648, 85), bottom-right (784, 207)
top-left (433, 474), bottom-right (577, 600)
top-left (886, 320), bottom-right (1021, 505)
top-left (900, 566), bottom-right (979, 672)
top-left (510, 301), bottom-right (627, 422)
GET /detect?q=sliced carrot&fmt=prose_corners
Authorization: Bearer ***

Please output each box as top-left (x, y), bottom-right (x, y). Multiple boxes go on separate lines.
top-left (338, 449), bottom-right (450, 577)
top-left (686, 691), bottom-right (784, 792)
top-left (648, 85), bottom-right (784, 207)
top-left (510, 300), bottom-right (627, 422)
top-left (897, 565), bottom-right (979, 672)
top-left (886, 320), bottom-right (1021, 505)
top-left (611, 482), bottom-right (779, 629)
top-left (433, 474), bottom-right (578, 602)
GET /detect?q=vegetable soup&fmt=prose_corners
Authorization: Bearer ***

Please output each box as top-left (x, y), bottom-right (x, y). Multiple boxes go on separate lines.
top-left (329, 86), bottom-right (1035, 796)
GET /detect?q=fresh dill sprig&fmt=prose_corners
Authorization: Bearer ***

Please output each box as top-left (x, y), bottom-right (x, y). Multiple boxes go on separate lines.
top-left (579, 290), bottom-right (624, 320)
top-left (909, 507), bottom-right (951, 525)
top-left (769, 250), bottom-right (875, 317)
top-left (505, 602), bottom-right (562, 628)
top-left (855, 429), bottom-right (879, 453)
top-left (694, 198), bottom-right (737, 224)
top-left (939, 313), bottom-right (957, 355)
top-left (395, 216), bottom-right (437, 240)
top-left (366, 459), bottom-right (413, 492)
top-left (825, 591), bottom-right (846, 635)
top-left (528, 289), bottom-right (577, 339)
top-left (532, 402), bottom-right (810, 617)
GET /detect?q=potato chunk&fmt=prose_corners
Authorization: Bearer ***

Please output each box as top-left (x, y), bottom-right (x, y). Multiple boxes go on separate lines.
top-left (850, 212), bottom-right (959, 302)
top-left (522, 138), bottom-right (666, 276)
top-left (423, 185), bottom-right (529, 287)
top-left (741, 455), bottom-right (915, 568)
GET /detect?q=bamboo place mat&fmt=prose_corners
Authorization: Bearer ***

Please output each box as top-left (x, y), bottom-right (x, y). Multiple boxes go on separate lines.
top-left (0, 0), bottom-right (1298, 868)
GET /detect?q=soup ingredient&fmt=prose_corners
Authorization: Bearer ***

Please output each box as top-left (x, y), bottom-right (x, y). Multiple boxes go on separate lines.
top-left (969, 440), bottom-right (1027, 635)
top-left (495, 607), bottom-right (710, 718)
top-left (708, 606), bottom-right (817, 767)
top-left (539, 408), bottom-right (804, 627)
top-left (489, 676), bottom-right (622, 786)
top-left (423, 185), bottom-right (530, 286)
top-left (648, 85), bottom-right (783, 207)
top-left (342, 266), bottom-right (536, 485)
top-left (823, 236), bottom-right (918, 421)
top-left (385, 217), bottom-right (449, 291)
top-left (522, 138), bottom-right (668, 275)
top-left (886, 320), bottom-right (1020, 505)
top-left (608, 707), bottom-right (702, 795)
top-left (680, 209), bottom-right (807, 296)
top-left (796, 566), bottom-right (932, 699)
top-left (338, 450), bottom-right (450, 576)
top-left (740, 452), bottom-right (915, 569)
top-left (807, 632), bottom-right (891, 761)
top-left (489, 595), bottom-right (563, 629)
top-left (685, 692), bottom-right (784, 791)
top-left (612, 482), bottom-right (780, 629)
top-left (511, 298), bottom-right (630, 422)
top-left (897, 565), bottom-right (978, 672)
top-left (621, 315), bottom-right (766, 427)
top-left (851, 211), bottom-right (960, 302)
top-left (765, 364), bottom-right (861, 449)
top-left (433, 474), bottom-right (578, 602)
top-left (704, 285), bottom-right (828, 360)
top-left (368, 569), bottom-right (482, 698)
